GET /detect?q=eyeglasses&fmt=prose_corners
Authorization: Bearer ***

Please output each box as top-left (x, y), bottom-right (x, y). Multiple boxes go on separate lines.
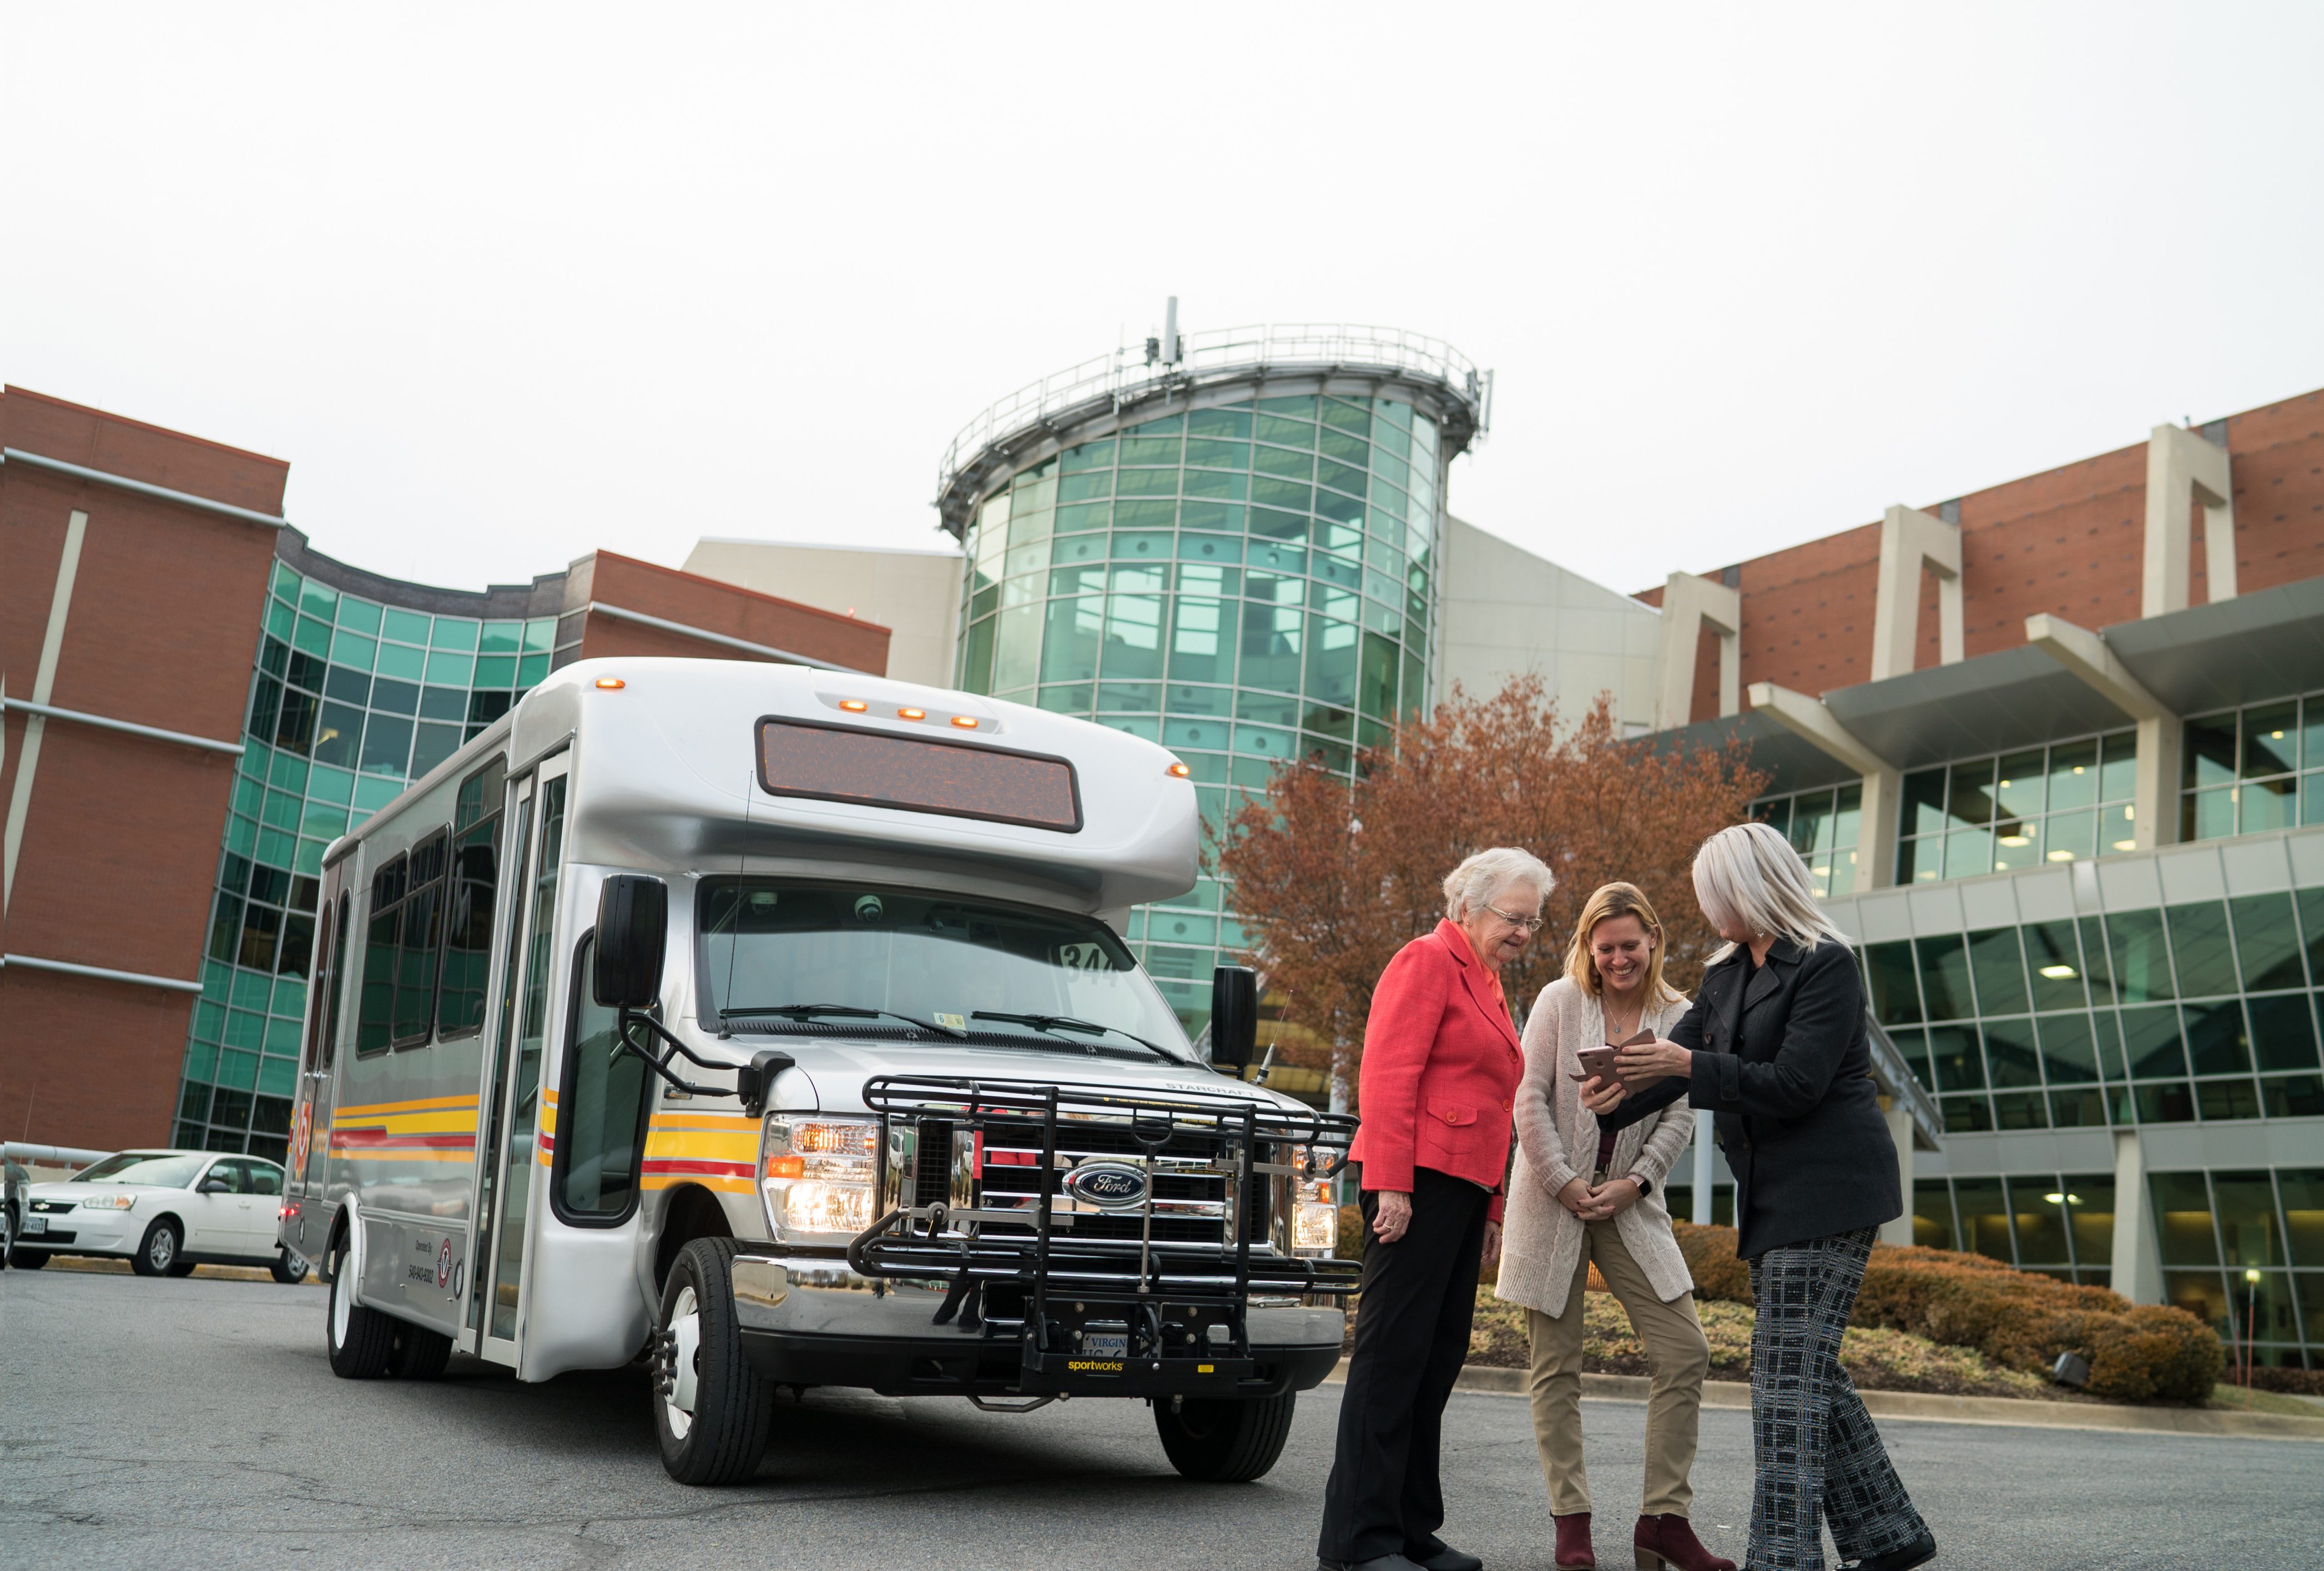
top-left (1483, 903), bottom-right (1544, 933)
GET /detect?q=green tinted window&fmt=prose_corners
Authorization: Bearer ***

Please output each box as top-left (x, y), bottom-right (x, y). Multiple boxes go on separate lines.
top-left (1967, 927), bottom-right (2031, 1016)
top-left (1916, 935), bottom-right (1975, 1020)
top-left (2166, 903), bottom-right (2237, 997)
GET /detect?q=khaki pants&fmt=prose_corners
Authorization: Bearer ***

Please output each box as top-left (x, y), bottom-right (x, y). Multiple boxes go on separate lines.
top-left (1525, 1219), bottom-right (1710, 1518)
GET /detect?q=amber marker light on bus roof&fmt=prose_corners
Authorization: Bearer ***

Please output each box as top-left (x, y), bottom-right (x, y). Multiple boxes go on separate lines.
top-left (1166, 762), bottom-right (1191, 778)
top-left (838, 698), bottom-right (868, 712)
top-left (896, 707), bottom-right (926, 721)
top-left (950, 714), bottom-right (980, 729)
top-left (594, 677), bottom-right (626, 689)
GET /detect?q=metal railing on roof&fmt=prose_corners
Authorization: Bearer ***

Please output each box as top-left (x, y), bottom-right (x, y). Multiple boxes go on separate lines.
top-left (935, 323), bottom-right (1488, 530)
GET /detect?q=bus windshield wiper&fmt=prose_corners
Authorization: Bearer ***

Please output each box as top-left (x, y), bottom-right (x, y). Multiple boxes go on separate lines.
top-left (970, 1011), bottom-right (1174, 1061)
top-left (719, 1003), bottom-right (965, 1038)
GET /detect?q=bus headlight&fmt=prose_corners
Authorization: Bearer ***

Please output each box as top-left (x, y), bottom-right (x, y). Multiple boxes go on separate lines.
top-left (760, 1117), bottom-right (879, 1242)
top-left (1293, 1192), bottom-right (1338, 1257)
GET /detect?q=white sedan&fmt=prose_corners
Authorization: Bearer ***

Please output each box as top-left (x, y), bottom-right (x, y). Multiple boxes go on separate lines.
top-left (12, 1150), bottom-right (309, 1282)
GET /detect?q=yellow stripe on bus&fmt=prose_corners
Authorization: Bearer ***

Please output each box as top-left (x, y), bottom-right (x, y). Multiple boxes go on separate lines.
top-left (335, 1150), bottom-right (474, 1164)
top-left (332, 1110), bottom-right (478, 1135)
top-left (333, 1094), bottom-right (480, 1117)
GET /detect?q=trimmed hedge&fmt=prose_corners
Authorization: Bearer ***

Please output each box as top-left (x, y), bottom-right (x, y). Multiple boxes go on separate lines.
top-left (1670, 1221), bottom-right (2225, 1404)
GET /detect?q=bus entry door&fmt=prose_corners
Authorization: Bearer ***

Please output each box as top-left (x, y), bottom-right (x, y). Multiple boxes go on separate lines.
top-left (470, 760), bottom-right (568, 1367)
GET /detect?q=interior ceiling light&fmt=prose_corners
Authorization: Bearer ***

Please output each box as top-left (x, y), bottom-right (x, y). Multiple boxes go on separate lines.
top-left (2040, 964), bottom-right (2077, 979)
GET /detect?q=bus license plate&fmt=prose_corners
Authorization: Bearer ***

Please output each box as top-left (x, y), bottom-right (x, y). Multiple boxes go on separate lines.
top-left (1083, 1333), bottom-right (1126, 1359)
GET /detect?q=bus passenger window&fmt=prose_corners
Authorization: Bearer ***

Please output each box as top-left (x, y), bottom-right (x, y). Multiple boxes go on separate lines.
top-left (356, 854), bottom-right (406, 1055)
top-left (438, 757), bottom-right (505, 1038)
top-left (394, 830), bottom-right (449, 1046)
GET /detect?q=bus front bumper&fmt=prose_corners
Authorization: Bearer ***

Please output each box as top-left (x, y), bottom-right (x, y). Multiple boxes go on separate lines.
top-left (729, 1253), bottom-right (1345, 1399)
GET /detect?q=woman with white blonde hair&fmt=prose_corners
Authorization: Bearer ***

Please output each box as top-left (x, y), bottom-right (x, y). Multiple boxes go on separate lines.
top-left (1600, 823), bottom-right (1935, 1571)
top-left (1318, 847), bottom-right (1555, 1571)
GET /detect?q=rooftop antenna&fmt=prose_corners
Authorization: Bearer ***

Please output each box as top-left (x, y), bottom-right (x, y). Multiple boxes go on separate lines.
top-left (1146, 296), bottom-right (1182, 368)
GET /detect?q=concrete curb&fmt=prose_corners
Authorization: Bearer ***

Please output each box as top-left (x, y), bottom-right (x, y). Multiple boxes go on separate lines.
top-left (1324, 1365), bottom-right (2324, 1442)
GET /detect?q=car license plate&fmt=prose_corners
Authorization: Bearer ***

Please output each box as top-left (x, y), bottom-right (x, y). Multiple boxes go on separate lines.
top-left (1083, 1333), bottom-right (1126, 1359)
top-left (23, 1216), bottom-right (47, 1235)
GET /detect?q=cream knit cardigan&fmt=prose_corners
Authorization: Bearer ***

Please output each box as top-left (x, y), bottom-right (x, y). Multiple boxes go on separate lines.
top-left (1494, 976), bottom-right (1699, 1320)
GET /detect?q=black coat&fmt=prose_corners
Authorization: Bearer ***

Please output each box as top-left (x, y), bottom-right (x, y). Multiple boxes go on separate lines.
top-left (1603, 935), bottom-right (1900, 1260)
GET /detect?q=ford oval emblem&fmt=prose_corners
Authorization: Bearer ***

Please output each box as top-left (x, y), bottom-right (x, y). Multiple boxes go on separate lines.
top-left (1063, 1161), bottom-right (1149, 1210)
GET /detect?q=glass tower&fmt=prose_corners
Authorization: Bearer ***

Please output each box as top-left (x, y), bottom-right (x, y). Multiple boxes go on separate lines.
top-left (175, 550), bottom-right (562, 1162)
top-left (939, 327), bottom-right (1486, 1048)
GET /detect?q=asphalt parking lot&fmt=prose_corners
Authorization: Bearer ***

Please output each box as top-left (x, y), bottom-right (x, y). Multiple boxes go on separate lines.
top-left (4, 1265), bottom-right (2321, 1571)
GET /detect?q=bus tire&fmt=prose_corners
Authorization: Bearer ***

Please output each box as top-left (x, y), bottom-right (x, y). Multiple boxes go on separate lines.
top-left (652, 1236), bottom-right (773, 1486)
top-left (325, 1235), bottom-right (395, 1378)
top-left (1153, 1391), bottom-right (1297, 1482)
top-left (132, 1218), bottom-right (184, 1277)
top-left (389, 1323), bottom-right (454, 1380)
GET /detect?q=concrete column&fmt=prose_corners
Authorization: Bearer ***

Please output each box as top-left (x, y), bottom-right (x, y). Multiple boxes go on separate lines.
top-left (2110, 1129), bottom-right (2161, 1305)
top-left (1856, 764), bottom-right (1905, 892)
top-left (2024, 615), bottom-right (2178, 850)
top-left (1869, 505), bottom-right (1964, 682)
top-left (1880, 1103), bottom-right (1916, 1247)
top-left (1744, 681), bottom-right (1903, 890)
top-left (1652, 572), bottom-right (1742, 731)
top-left (2142, 424), bottom-right (2236, 616)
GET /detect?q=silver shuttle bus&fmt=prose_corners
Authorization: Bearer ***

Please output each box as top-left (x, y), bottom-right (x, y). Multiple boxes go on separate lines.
top-left (280, 657), bottom-right (1357, 1484)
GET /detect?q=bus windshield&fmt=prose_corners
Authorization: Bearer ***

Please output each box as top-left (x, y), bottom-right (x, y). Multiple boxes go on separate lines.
top-left (695, 879), bottom-right (1197, 1064)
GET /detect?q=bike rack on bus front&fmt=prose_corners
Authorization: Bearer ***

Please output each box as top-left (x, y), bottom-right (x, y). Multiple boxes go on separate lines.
top-left (844, 1074), bottom-right (1358, 1392)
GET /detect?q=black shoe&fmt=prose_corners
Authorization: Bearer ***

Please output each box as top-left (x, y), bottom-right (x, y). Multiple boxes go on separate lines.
top-left (1842, 1534), bottom-right (1935, 1571)
top-left (1409, 1548), bottom-right (1483, 1571)
top-left (1315, 1557), bottom-right (1426, 1571)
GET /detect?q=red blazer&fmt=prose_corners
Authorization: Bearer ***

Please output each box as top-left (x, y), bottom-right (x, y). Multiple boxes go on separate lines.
top-left (1349, 919), bottom-right (1525, 1221)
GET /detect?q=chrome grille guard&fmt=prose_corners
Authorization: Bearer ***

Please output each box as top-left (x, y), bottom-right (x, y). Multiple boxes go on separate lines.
top-left (846, 1074), bottom-right (1359, 1356)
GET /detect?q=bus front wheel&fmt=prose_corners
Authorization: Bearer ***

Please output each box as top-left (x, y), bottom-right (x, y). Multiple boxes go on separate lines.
top-left (1153, 1391), bottom-right (1298, 1482)
top-left (652, 1237), bottom-right (773, 1486)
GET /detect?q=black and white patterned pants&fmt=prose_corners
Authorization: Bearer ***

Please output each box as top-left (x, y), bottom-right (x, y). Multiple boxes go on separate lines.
top-left (1746, 1228), bottom-right (1928, 1571)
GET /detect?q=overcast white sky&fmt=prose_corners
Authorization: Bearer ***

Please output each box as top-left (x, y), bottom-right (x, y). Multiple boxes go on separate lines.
top-left (7, 4), bottom-right (2322, 605)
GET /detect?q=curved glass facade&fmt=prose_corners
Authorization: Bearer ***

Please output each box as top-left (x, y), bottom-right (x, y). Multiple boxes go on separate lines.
top-left (951, 387), bottom-right (1452, 1039)
top-left (175, 557), bottom-right (559, 1161)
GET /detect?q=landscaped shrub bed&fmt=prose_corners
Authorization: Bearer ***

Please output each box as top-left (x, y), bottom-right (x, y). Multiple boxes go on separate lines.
top-left (1670, 1221), bottom-right (2225, 1403)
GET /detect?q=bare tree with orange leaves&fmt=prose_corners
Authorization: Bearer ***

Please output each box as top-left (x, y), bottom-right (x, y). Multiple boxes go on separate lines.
top-left (1217, 675), bottom-right (1765, 1111)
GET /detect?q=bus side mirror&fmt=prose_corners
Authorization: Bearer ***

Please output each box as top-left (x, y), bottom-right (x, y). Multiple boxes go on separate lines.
top-left (1209, 965), bottom-right (1258, 1073)
top-left (594, 875), bottom-right (668, 1009)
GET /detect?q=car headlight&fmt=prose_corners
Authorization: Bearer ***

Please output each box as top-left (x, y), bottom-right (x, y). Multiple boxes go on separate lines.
top-left (760, 1117), bottom-right (879, 1242)
top-left (82, 1192), bottom-right (138, 1211)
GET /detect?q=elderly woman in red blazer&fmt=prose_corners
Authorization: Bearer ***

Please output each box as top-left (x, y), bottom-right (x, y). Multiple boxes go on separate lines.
top-left (1318, 847), bottom-right (1557, 1571)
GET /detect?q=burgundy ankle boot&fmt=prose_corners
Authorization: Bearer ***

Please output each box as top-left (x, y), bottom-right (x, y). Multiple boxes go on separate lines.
top-left (1632, 1515), bottom-right (1735, 1571)
top-left (1553, 1512), bottom-right (1596, 1569)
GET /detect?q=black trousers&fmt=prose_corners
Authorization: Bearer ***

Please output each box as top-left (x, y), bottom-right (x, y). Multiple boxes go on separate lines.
top-left (1317, 1166), bottom-right (1491, 1565)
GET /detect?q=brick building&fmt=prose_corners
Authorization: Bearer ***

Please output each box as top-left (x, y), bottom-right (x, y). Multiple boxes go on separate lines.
top-left (1630, 386), bottom-right (2324, 1368)
top-left (1, 388), bottom-right (890, 1159)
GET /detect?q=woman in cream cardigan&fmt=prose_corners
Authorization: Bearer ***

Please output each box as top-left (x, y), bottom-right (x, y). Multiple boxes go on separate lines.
top-left (1498, 883), bottom-right (1732, 1571)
